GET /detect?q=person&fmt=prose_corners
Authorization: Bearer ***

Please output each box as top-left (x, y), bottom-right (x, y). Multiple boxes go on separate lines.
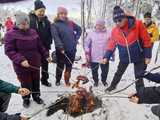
top-left (103, 6), bottom-right (152, 92)
top-left (5, 17), bottom-right (14, 31)
top-left (143, 12), bottom-right (159, 47)
top-left (51, 7), bottom-right (82, 87)
top-left (29, 0), bottom-right (52, 87)
top-left (4, 12), bottom-right (51, 108)
top-left (129, 72), bottom-right (160, 118)
top-left (0, 79), bottom-right (30, 120)
top-left (84, 19), bottom-right (111, 87)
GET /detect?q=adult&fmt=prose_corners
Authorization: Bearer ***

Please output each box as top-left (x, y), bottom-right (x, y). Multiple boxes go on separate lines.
top-left (4, 12), bottom-right (51, 108)
top-left (0, 79), bottom-right (30, 120)
top-left (51, 7), bottom-right (82, 86)
top-left (103, 6), bottom-right (152, 92)
top-left (29, 0), bottom-right (52, 87)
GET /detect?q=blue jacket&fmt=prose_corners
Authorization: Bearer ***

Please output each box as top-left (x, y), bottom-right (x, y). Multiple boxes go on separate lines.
top-left (51, 20), bottom-right (82, 53)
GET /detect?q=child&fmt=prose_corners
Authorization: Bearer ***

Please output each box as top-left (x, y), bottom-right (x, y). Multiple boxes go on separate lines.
top-left (84, 19), bottom-right (111, 87)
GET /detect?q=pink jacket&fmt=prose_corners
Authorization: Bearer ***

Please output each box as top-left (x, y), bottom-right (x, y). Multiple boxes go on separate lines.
top-left (84, 29), bottom-right (111, 63)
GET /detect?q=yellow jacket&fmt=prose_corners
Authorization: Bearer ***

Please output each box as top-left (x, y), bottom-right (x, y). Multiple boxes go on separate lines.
top-left (145, 22), bottom-right (159, 43)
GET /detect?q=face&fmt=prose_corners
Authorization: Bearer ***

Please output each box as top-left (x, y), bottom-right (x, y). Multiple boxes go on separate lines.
top-left (35, 8), bottom-right (45, 18)
top-left (58, 12), bottom-right (68, 21)
top-left (114, 17), bottom-right (127, 28)
top-left (144, 17), bottom-right (152, 25)
top-left (95, 24), bottom-right (105, 31)
top-left (18, 21), bottom-right (29, 31)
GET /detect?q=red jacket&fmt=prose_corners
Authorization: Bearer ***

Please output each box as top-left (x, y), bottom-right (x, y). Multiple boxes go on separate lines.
top-left (105, 16), bottom-right (152, 63)
top-left (5, 19), bottom-right (14, 31)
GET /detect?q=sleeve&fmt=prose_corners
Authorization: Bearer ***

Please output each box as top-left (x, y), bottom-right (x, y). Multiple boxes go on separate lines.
top-left (0, 79), bottom-right (19, 93)
top-left (138, 20), bottom-right (152, 58)
top-left (73, 23), bottom-right (82, 42)
top-left (4, 33), bottom-right (26, 65)
top-left (47, 20), bottom-right (53, 45)
top-left (137, 86), bottom-right (160, 104)
top-left (84, 33), bottom-right (92, 55)
top-left (37, 37), bottom-right (49, 59)
top-left (0, 112), bottom-right (21, 120)
top-left (104, 31), bottom-right (117, 60)
top-left (51, 24), bottom-right (64, 50)
top-left (152, 25), bottom-right (159, 42)
top-left (144, 72), bottom-right (160, 83)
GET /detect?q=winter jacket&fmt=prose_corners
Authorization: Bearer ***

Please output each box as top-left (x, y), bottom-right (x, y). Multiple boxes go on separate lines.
top-left (84, 29), bottom-right (111, 63)
top-left (51, 19), bottom-right (82, 53)
top-left (144, 22), bottom-right (159, 43)
top-left (105, 16), bottom-right (152, 63)
top-left (4, 26), bottom-right (49, 77)
top-left (29, 12), bottom-right (52, 49)
top-left (0, 112), bottom-right (21, 120)
top-left (5, 19), bottom-right (14, 31)
top-left (0, 79), bottom-right (19, 93)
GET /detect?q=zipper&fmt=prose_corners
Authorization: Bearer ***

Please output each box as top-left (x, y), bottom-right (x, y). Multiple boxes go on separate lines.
top-left (121, 32), bottom-right (131, 63)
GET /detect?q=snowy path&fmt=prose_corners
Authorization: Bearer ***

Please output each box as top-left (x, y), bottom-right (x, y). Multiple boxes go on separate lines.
top-left (0, 42), bottom-right (160, 120)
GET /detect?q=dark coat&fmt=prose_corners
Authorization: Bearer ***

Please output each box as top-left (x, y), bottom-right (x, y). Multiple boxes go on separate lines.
top-left (29, 13), bottom-right (52, 49)
top-left (4, 26), bottom-right (49, 77)
top-left (0, 112), bottom-right (20, 120)
top-left (51, 19), bottom-right (82, 53)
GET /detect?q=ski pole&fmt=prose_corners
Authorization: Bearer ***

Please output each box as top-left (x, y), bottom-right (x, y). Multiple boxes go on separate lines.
top-left (63, 53), bottom-right (74, 65)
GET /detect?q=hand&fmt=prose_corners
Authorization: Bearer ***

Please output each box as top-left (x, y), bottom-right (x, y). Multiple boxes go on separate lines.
top-left (18, 88), bottom-right (30, 96)
top-left (145, 58), bottom-right (151, 65)
top-left (21, 117), bottom-right (28, 120)
top-left (61, 50), bottom-right (65, 54)
top-left (101, 58), bottom-right (108, 64)
top-left (47, 57), bottom-right (52, 63)
top-left (21, 60), bottom-right (30, 68)
top-left (128, 93), bottom-right (139, 104)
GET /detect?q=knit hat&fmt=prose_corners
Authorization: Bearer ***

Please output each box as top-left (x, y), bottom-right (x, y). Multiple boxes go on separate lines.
top-left (96, 19), bottom-right (105, 26)
top-left (113, 6), bottom-right (125, 22)
top-left (144, 12), bottom-right (152, 18)
top-left (15, 12), bottom-right (30, 26)
top-left (57, 6), bottom-right (68, 14)
top-left (34, 0), bottom-right (46, 10)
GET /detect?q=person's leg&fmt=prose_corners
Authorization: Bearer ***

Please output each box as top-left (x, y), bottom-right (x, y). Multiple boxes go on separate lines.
top-left (18, 74), bottom-right (32, 108)
top-left (100, 62), bottom-right (109, 86)
top-left (55, 49), bottom-right (65, 86)
top-left (90, 62), bottom-right (99, 86)
top-left (0, 92), bottom-right (11, 112)
top-left (105, 62), bottom-right (128, 92)
top-left (64, 52), bottom-right (75, 86)
top-left (134, 61), bottom-right (145, 92)
top-left (41, 57), bottom-right (51, 87)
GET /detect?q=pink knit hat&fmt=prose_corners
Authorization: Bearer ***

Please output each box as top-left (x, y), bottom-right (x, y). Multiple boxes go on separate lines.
top-left (96, 19), bottom-right (105, 26)
top-left (57, 6), bottom-right (68, 14)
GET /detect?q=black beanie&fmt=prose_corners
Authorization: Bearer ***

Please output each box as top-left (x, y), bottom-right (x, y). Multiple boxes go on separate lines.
top-left (34, 0), bottom-right (46, 10)
top-left (113, 6), bottom-right (125, 21)
top-left (144, 12), bottom-right (152, 18)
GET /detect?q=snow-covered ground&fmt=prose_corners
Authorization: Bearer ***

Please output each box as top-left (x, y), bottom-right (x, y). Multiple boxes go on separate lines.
top-left (0, 41), bottom-right (160, 120)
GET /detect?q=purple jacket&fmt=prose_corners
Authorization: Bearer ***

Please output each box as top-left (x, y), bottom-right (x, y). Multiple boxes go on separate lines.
top-left (4, 27), bottom-right (49, 76)
top-left (84, 29), bottom-right (111, 63)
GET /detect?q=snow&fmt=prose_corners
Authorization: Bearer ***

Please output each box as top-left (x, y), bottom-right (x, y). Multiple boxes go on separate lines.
top-left (0, 41), bottom-right (160, 120)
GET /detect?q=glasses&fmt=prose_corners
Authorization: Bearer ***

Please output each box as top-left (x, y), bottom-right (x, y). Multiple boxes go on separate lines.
top-left (114, 18), bottom-right (123, 23)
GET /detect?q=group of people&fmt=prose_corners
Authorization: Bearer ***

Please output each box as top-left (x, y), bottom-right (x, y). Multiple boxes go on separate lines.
top-left (1, 0), bottom-right (160, 119)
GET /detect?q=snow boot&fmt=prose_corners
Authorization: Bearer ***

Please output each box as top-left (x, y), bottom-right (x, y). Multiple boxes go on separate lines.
top-left (64, 70), bottom-right (71, 87)
top-left (105, 85), bottom-right (116, 93)
top-left (33, 97), bottom-right (44, 104)
top-left (23, 99), bottom-right (30, 108)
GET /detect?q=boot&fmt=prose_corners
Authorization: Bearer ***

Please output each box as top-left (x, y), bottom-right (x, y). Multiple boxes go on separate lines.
top-left (64, 70), bottom-right (71, 87)
top-left (105, 85), bottom-right (116, 93)
top-left (33, 97), bottom-right (44, 104)
top-left (23, 98), bottom-right (30, 108)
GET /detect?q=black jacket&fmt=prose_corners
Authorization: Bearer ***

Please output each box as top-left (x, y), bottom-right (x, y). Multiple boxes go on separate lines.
top-left (29, 12), bottom-right (52, 49)
top-left (0, 112), bottom-right (21, 120)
